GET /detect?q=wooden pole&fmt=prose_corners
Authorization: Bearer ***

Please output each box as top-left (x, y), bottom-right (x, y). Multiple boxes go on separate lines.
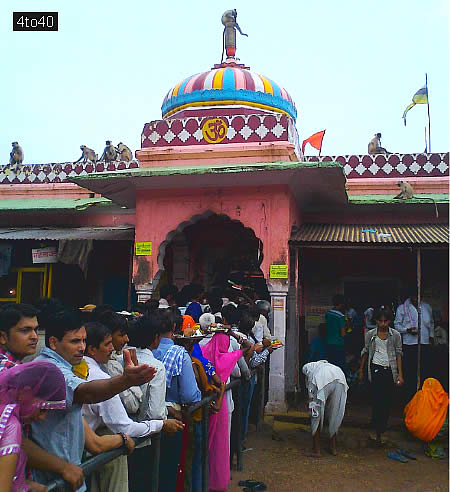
top-left (294, 247), bottom-right (300, 389)
top-left (416, 248), bottom-right (422, 391)
top-left (319, 130), bottom-right (326, 157)
top-left (127, 242), bottom-right (134, 310)
top-left (426, 73), bottom-right (431, 152)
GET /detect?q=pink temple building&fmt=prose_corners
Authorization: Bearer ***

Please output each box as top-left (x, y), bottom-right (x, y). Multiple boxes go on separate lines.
top-left (1, 27), bottom-right (448, 410)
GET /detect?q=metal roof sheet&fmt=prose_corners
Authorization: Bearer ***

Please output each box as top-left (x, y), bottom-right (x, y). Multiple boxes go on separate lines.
top-left (0, 226), bottom-right (134, 240)
top-left (290, 224), bottom-right (449, 245)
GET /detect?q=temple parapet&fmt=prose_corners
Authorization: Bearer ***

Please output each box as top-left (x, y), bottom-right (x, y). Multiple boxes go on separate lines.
top-left (304, 153), bottom-right (449, 179)
top-left (0, 160), bottom-right (139, 185)
top-left (0, 152), bottom-right (447, 185)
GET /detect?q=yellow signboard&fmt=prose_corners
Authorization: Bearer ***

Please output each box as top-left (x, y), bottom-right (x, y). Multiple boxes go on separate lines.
top-left (135, 242), bottom-right (152, 256)
top-left (269, 264), bottom-right (288, 279)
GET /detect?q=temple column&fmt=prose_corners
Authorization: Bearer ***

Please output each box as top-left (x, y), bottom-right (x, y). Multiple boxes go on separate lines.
top-left (266, 280), bottom-right (289, 413)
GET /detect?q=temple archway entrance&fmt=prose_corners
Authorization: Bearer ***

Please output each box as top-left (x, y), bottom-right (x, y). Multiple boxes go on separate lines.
top-left (159, 213), bottom-right (268, 298)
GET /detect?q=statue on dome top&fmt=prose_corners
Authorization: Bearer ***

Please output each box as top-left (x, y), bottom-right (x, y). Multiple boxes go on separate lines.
top-left (221, 9), bottom-right (248, 63)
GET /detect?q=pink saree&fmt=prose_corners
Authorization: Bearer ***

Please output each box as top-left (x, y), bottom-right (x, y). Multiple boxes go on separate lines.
top-left (201, 334), bottom-right (242, 491)
top-left (0, 360), bottom-right (66, 492)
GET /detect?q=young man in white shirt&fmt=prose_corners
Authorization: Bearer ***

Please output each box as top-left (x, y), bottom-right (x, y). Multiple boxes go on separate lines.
top-left (83, 322), bottom-right (184, 492)
top-left (98, 311), bottom-right (143, 414)
top-left (127, 314), bottom-right (173, 492)
top-left (394, 289), bottom-right (434, 400)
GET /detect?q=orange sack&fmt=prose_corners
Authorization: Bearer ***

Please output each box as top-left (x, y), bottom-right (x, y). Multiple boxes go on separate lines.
top-left (404, 378), bottom-right (449, 442)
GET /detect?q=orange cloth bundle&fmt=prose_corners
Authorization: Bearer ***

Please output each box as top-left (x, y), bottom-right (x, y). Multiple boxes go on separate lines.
top-left (404, 378), bottom-right (449, 442)
top-left (182, 315), bottom-right (195, 332)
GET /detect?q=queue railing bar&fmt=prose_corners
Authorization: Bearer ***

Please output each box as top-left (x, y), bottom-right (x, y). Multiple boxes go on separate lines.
top-left (47, 379), bottom-right (242, 492)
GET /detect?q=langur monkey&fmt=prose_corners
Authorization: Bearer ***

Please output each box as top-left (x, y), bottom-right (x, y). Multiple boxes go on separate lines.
top-left (221, 9), bottom-right (248, 37)
top-left (9, 142), bottom-right (24, 166)
top-left (74, 145), bottom-right (98, 164)
top-left (368, 133), bottom-right (389, 154)
top-left (394, 181), bottom-right (414, 199)
top-left (116, 142), bottom-right (133, 161)
top-left (99, 140), bottom-right (117, 162)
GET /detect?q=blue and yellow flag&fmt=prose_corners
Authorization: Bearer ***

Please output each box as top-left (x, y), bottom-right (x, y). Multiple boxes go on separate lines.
top-left (403, 86), bottom-right (428, 126)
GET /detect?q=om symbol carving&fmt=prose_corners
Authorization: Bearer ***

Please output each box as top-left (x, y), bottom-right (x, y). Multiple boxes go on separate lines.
top-left (202, 118), bottom-right (228, 143)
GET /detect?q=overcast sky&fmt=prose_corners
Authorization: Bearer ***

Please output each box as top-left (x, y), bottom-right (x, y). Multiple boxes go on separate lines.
top-left (1, 0), bottom-right (448, 163)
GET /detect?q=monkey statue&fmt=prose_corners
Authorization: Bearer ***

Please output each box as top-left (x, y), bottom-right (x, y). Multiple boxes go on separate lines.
top-left (9, 142), bottom-right (24, 167)
top-left (116, 142), bottom-right (133, 161)
top-left (394, 181), bottom-right (414, 199)
top-left (221, 9), bottom-right (248, 62)
top-left (99, 140), bottom-right (118, 162)
top-left (74, 145), bottom-right (98, 164)
top-left (368, 133), bottom-right (389, 154)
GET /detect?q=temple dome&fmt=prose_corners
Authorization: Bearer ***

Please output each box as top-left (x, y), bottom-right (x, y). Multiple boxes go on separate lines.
top-left (161, 65), bottom-right (297, 121)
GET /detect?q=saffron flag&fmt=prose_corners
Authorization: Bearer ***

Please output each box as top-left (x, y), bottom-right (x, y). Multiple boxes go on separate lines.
top-left (403, 86), bottom-right (428, 126)
top-left (302, 130), bottom-right (326, 154)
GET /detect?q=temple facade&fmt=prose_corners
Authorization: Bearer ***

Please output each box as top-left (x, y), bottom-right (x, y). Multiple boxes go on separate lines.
top-left (1, 19), bottom-right (448, 410)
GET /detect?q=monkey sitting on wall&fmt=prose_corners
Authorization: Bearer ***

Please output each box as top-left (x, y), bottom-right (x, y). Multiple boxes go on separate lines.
top-left (74, 145), bottom-right (98, 164)
top-left (368, 133), bottom-right (389, 154)
top-left (99, 140), bottom-right (118, 162)
top-left (394, 181), bottom-right (414, 199)
top-left (9, 142), bottom-right (24, 167)
top-left (116, 142), bottom-right (133, 161)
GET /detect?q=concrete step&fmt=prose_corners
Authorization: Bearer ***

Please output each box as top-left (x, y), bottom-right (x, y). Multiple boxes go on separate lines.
top-left (266, 409), bottom-right (404, 430)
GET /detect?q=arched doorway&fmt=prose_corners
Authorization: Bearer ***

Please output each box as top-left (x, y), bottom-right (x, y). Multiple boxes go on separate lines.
top-left (158, 213), bottom-right (267, 297)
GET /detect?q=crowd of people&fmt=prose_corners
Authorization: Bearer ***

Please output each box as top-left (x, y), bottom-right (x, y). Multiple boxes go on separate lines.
top-left (0, 283), bottom-right (277, 492)
top-left (305, 289), bottom-right (448, 452)
top-left (0, 283), bottom-right (448, 491)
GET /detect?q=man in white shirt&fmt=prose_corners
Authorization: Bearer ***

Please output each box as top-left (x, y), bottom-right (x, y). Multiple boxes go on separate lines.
top-left (98, 311), bottom-right (143, 414)
top-left (394, 290), bottom-right (434, 400)
top-left (82, 322), bottom-right (183, 492)
top-left (131, 315), bottom-right (168, 421)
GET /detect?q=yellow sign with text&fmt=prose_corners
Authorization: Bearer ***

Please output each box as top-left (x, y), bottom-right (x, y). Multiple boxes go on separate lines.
top-left (135, 242), bottom-right (152, 256)
top-left (269, 264), bottom-right (288, 279)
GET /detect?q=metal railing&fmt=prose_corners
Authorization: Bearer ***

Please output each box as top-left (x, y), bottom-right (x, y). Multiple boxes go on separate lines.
top-left (47, 379), bottom-right (243, 492)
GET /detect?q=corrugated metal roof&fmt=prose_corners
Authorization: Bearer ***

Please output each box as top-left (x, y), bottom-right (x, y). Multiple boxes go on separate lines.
top-left (0, 226), bottom-right (134, 240)
top-left (290, 224), bottom-right (449, 245)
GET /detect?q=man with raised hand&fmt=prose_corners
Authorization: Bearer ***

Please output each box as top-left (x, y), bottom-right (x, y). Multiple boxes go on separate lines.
top-left (31, 307), bottom-right (156, 491)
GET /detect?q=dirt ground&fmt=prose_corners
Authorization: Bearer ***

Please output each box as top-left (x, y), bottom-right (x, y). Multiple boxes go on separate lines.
top-left (228, 420), bottom-right (449, 492)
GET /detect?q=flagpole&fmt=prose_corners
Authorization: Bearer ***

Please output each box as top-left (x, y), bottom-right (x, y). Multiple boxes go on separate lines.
top-left (426, 73), bottom-right (431, 152)
top-left (319, 129), bottom-right (326, 157)
top-left (424, 127), bottom-right (427, 153)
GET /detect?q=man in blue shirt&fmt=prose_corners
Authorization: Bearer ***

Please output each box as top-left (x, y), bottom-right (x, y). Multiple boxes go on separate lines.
top-left (153, 308), bottom-right (201, 492)
top-left (325, 295), bottom-right (348, 375)
top-left (32, 308), bottom-right (156, 491)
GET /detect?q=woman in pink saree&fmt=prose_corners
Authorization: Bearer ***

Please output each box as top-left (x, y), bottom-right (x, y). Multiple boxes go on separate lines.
top-left (0, 360), bottom-right (66, 492)
top-left (201, 333), bottom-right (244, 491)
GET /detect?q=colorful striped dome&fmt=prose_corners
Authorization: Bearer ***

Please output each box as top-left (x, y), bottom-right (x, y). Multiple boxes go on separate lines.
top-left (162, 66), bottom-right (297, 121)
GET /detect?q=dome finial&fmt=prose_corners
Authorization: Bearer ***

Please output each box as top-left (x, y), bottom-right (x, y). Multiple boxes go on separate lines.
top-left (221, 9), bottom-right (248, 64)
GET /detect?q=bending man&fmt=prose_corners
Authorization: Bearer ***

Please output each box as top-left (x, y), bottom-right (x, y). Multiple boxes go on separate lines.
top-left (303, 360), bottom-right (348, 457)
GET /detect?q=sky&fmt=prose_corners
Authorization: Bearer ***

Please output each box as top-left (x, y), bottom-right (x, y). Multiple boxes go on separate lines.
top-left (1, 0), bottom-right (448, 163)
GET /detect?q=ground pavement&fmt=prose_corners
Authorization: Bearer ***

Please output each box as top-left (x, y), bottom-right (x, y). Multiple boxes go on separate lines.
top-left (229, 414), bottom-right (448, 492)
